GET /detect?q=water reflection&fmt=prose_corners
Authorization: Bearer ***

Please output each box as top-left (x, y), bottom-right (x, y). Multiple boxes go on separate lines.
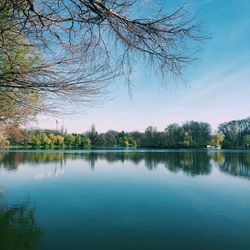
top-left (0, 152), bottom-right (66, 170)
top-left (78, 151), bottom-right (212, 175)
top-left (0, 150), bottom-right (250, 179)
top-left (217, 152), bottom-right (250, 178)
top-left (0, 199), bottom-right (43, 250)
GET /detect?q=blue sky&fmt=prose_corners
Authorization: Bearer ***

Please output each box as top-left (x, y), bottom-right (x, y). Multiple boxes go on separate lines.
top-left (37, 0), bottom-right (250, 133)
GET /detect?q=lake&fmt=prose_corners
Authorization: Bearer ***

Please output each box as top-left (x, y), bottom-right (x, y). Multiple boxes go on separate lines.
top-left (0, 150), bottom-right (250, 250)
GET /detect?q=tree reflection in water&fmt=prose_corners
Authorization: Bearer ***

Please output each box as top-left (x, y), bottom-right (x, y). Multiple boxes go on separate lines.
top-left (0, 150), bottom-right (250, 179)
top-left (217, 152), bottom-right (250, 179)
top-left (0, 199), bottom-right (43, 250)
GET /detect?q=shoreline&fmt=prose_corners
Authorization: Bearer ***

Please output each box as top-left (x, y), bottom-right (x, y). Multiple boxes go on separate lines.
top-left (0, 147), bottom-right (250, 152)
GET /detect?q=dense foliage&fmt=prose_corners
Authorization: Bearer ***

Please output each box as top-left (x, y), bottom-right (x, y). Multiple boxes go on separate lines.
top-left (1, 118), bottom-right (249, 149)
top-left (218, 118), bottom-right (250, 148)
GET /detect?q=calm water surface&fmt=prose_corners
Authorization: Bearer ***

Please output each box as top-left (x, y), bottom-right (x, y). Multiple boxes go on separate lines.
top-left (0, 150), bottom-right (250, 250)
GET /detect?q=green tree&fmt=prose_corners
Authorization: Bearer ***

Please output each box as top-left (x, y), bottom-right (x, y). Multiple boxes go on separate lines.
top-left (129, 138), bottom-right (138, 147)
top-left (128, 131), bottom-right (143, 147)
top-left (219, 118), bottom-right (250, 147)
top-left (183, 132), bottom-right (192, 147)
top-left (243, 135), bottom-right (250, 147)
top-left (64, 134), bottom-right (75, 147)
top-left (83, 136), bottom-right (91, 149)
top-left (182, 121), bottom-right (211, 147)
top-left (74, 135), bottom-right (82, 148)
top-left (122, 136), bottom-right (129, 147)
top-left (105, 130), bottom-right (118, 147)
top-left (89, 124), bottom-right (98, 146)
top-left (144, 126), bottom-right (158, 147)
top-left (96, 134), bottom-right (107, 147)
top-left (165, 124), bottom-right (184, 147)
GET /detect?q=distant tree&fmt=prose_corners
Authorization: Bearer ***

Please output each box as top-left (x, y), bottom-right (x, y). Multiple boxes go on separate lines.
top-left (183, 132), bottom-right (192, 147)
top-left (144, 126), bottom-right (158, 147)
top-left (130, 139), bottom-right (138, 147)
top-left (212, 134), bottom-right (224, 148)
top-left (74, 135), bottom-right (83, 148)
top-left (55, 135), bottom-right (65, 147)
top-left (89, 124), bottom-right (98, 146)
top-left (96, 134), bottom-right (107, 147)
top-left (128, 131), bottom-right (143, 147)
top-left (105, 130), bottom-right (118, 146)
top-left (243, 135), bottom-right (250, 147)
top-left (48, 134), bottom-right (56, 148)
top-left (64, 134), bottom-right (75, 147)
top-left (121, 136), bottom-right (129, 147)
top-left (32, 134), bottom-right (41, 147)
top-left (165, 124), bottom-right (184, 147)
top-left (83, 136), bottom-right (91, 149)
top-left (218, 118), bottom-right (250, 147)
top-left (182, 121), bottom-right (211, 147)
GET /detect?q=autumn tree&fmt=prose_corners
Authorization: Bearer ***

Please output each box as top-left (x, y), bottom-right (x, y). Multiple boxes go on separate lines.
top-left (212, 134), bottom-right (224, 148)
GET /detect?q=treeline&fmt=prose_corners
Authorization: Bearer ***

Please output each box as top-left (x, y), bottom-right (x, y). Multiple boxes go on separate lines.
top-left (218, 118), bottom-right (250, 148)
top-left (1, 118), bottom-right (250, 149)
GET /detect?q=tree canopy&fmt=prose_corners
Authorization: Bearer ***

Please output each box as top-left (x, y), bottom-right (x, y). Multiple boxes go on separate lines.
top-left (0, 0), bottom-right (202, 121)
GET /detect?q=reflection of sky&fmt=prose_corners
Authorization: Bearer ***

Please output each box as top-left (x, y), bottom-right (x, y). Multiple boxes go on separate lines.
top-left (1, 154), bottom-right (250, 189)
top-left (1, 153), bottom-right (250, 249)
top-left (34, 0), bottom-right (250, 133)
top-left (0, 150), bottom-right (250, 250)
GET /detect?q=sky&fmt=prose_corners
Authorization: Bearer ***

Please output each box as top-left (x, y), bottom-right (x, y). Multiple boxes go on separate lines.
top-left (36, 0), bottom-right (250, 133)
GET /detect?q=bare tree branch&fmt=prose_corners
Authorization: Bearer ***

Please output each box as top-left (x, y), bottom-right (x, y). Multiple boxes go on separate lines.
top-left (0, 0), bottom-right (203, 122)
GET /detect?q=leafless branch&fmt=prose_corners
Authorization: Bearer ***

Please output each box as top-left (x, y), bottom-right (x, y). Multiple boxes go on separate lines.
top-left (0, 0), bottom-right (203, 122)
